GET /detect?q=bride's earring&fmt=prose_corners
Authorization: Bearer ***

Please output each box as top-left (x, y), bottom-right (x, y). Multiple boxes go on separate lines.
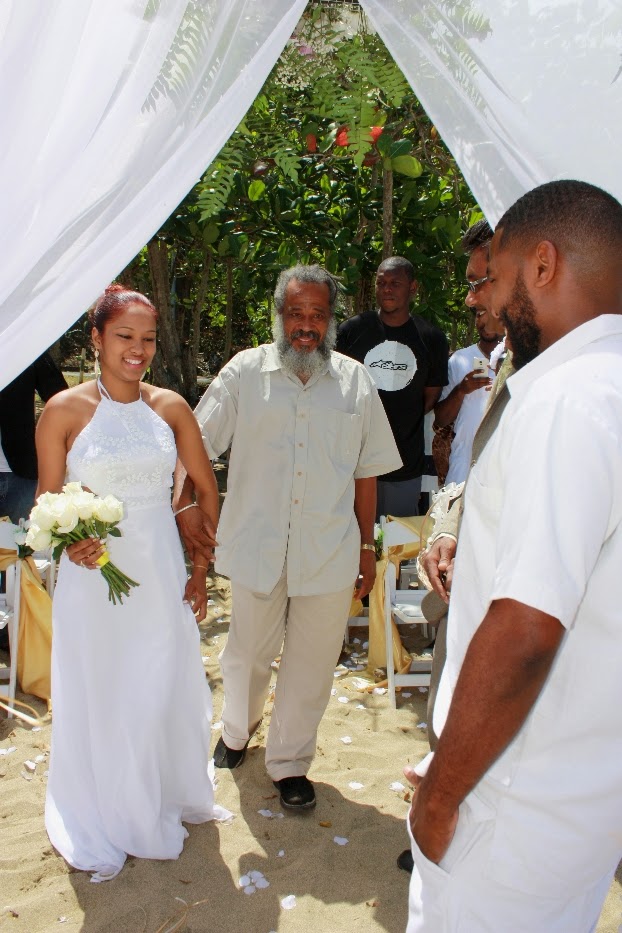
top-left (94, 349), bottom-right (100, 377)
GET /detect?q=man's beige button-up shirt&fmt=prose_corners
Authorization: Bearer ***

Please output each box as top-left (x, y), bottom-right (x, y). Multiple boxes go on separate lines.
top-left (194, 343), bottom-right (402, 596)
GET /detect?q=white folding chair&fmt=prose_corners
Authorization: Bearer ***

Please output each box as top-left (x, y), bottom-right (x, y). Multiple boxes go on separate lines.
top-left (0, 522), bottom-right (22, 718)
top-left (0, 521), bottom-right (55, 718)
top-left (381, 518), bottom-right (432, 708)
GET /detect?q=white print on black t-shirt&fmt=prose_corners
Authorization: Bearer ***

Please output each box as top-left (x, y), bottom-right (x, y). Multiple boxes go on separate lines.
top-left (363, 340), bottom-right (417, 392)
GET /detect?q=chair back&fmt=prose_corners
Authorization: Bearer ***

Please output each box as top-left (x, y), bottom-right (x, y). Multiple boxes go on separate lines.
top-left (0, 520), bottom-right (19, 552)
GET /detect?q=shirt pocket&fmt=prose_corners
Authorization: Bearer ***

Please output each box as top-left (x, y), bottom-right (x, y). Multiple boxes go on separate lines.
top-left (313, 408), bottom-right (363, 468)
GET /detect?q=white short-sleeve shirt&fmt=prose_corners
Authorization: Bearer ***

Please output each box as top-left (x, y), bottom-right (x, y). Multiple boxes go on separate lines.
top-left (194, 345), bottom-right (402, 596)
top-left (432, 316), bottom-right (622, 898)
top-left (439, 343), bottom-right (490, 484)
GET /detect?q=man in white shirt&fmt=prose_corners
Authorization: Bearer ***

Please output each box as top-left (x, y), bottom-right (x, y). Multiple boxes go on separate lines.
top-left (175, 265), bottom-right (401, 811)
top-left (434, 220), bottom-right (505, 484)
top-left (405, 180), bottom-right (622, 932)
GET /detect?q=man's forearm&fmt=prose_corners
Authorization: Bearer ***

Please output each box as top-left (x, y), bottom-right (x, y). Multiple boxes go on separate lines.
top-left (423, 385), bottom-right (443, 415)
top-left (420, 599), bottom-right (564, 817)
top-left (354, 476), bottom-right (376, 544)
top-left (172, 461), bottom-right (195, 511)
top-left (434, 386), bottom-right (465, 427)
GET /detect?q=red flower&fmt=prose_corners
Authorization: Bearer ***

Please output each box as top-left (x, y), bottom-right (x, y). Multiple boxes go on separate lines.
top-left (306, 133), bottom-right (317, 153)
top-left (336, 127), bottom-right (350, 147)
top-left (370, 126), bottom-right (384, 142)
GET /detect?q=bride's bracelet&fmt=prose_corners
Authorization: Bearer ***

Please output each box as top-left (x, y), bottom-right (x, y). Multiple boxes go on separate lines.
top-left (193, 564), bottom-right (209, 571)
top-left (174, 502), bottom-right (199, 517)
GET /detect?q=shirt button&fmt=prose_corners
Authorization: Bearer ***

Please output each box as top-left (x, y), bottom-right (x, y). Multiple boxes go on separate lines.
top-left (297, 471), bottom-right (302, 476)
top-left (294, 499), bottom-right (299, 504)
top-left (299, 412), bottom-right (305, 418)
top-left (298, 443), bottom-right (304, 447)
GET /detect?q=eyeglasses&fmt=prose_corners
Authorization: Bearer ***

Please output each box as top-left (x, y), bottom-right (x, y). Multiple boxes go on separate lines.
top-left (466, 276), bottom-right (489, 293)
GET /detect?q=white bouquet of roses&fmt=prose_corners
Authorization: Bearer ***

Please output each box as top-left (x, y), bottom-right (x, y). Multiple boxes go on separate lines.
top-left (24, 482), bottom-right (139, 605)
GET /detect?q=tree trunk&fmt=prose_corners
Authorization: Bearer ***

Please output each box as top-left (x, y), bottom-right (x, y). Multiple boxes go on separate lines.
top-left (450, 314), bottom-right (458, 352)
top-left (147, 238), bottom-right (183, 394)
top-left (47, 339), bottom-right (63, 367)
top-left (223, 257), bottom-right (234, 363)
top-left (192, 250), bottom-right (212, 372)
top-left (177, 251), bottom-right (212, 405)
top-left (382, 165), bottom-right (393, 259)
top-left (353, 275), bottom-right (373, 317)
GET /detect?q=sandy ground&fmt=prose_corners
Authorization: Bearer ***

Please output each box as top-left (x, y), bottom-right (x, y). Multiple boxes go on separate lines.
top-left (1, 572), bottom-right (621, 933)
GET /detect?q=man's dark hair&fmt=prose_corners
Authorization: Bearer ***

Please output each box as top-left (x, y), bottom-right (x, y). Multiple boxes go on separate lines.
top-left (496, 180), bottom-right (622, 267)
top-left (274, 264), bottom-right (340, 315)
top-left (461, 218), bottom-right (493, 255)
top-left (376, 256), bottom-right (415, 282)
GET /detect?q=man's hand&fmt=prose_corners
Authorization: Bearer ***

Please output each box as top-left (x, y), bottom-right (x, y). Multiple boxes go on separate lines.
top-left (184, 568), bottom-right (208, 623)
top-left (422, 536), bottom-right (457, 603)
top-left (407, 768), bottom-right (459, 864)
top-left (403, 764), bottom-right (423, 793)
top-left (461, 371), bottom-right (492, 394)
top-left (176, 506), bottom-right (217, 562)
top-left (354, 549), bottom-right (377, 599)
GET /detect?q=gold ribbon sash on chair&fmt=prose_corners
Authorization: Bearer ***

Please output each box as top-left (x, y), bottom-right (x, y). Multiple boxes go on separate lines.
top-left (366, 515), bottom-right (429, 677)
top-left (0, 548), bottom-right (53, 701)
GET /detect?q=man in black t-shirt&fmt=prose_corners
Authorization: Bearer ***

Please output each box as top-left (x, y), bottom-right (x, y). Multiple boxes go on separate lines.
top-left (336, 257), bottom-right (448, 518)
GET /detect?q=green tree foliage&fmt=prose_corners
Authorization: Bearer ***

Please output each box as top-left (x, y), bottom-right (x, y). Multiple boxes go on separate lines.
top-left (89, 2), bottom-right (488, 398)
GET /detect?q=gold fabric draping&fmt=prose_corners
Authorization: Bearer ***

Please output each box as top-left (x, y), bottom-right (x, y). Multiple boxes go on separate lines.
top-left (0, 547), bottom-right (53, 701)
top-left (348, 596), bottom-right (364, 620)
top-left (366, 515), bottom-right (427, 676)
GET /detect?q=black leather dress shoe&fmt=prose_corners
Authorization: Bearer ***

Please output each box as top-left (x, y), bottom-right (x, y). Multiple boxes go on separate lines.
top-left (273, 775), bottom-right (316, 810)
top-left (213, 736), bottom-right (249, 769)
top-left (397, 848), bottom-right (414, 874)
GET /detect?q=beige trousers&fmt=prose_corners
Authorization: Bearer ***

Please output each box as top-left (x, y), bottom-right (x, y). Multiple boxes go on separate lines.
top-left (220, 570), bottom-right (353, 781)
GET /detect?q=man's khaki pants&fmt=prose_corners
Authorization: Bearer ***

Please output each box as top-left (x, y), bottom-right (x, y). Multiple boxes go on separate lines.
top-left (220, 570), bottom-right (353, 781)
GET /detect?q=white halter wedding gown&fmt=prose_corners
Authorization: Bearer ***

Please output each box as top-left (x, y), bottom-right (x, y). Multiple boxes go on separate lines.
top-left (45, 385), bottom-right (229, 881)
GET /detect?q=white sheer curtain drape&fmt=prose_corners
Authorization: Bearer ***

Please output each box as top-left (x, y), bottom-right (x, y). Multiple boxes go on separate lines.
top-left (361, 0), bottom-right (622, 226)
top-left (1, 1), bottom-right (620, 387)
top-left (0, 0), bottom-right (307, 389)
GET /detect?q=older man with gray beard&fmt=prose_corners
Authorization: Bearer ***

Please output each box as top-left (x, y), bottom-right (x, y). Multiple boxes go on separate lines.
top-left (174, 264), bottom-right (400, 810)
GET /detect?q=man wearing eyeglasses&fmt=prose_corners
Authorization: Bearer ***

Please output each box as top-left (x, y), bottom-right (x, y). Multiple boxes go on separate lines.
top-left (433, 221), bottom-right (505, 485)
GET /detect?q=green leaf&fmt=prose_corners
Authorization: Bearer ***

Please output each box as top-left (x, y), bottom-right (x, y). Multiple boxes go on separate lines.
top-left (389, 139), bottom-right (412, 158)
top-left (248, 179), bottom-right (266, 202)
top-left (320, 126), bottom-right (338, 152)
top-left (376, 132), bottom-right (393, 157)
top-left (391, 155), bottom-right (423, 178)
top-left (320, 174), bottom-right (333, 196)
top-left (203, 222), bottom-right (220, 246)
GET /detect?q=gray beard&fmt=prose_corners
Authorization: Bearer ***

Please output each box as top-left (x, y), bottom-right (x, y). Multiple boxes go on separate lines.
top-left (272, 315), bottom-right (337, 381)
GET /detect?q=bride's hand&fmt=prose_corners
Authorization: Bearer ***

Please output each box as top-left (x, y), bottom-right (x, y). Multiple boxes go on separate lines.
top-left (66, 537), bottom-right (106, 570)
top-left (184, 566), bottom-right (208, 622)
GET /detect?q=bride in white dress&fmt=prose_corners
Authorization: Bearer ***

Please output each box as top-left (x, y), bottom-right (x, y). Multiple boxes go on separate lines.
top-left (35, 285), bottom-right (230, 882)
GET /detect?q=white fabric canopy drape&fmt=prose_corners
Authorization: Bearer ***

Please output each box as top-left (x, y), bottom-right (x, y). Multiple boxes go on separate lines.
top-left (0, 0), bottom-right (307, 389)
top-left (0, 0), bottom-right (620, 387)
top-left (362, 0), bottom-right (621, 226)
